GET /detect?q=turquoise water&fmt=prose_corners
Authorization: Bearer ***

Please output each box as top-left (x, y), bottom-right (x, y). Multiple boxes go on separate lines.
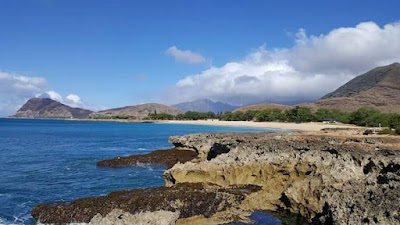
top-left (0, 118), bottom-right (280, 224)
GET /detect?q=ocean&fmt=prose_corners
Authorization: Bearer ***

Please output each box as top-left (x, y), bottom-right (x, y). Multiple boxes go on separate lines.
top-left (0, 118), bottom-right (281, 225)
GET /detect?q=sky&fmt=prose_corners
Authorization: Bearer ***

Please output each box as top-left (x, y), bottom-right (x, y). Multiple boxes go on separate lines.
top-left (1, 0), bottom-right (400, 116)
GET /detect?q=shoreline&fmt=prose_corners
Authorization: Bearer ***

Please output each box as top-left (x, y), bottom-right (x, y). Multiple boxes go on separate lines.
top-left (6, 117), bottom-right (361, 132)
top-left (159, 120), bottom-right (360, 132)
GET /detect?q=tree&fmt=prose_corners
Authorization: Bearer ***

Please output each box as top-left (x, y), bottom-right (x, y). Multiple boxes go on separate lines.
top-left (348, 107), bottom-right (381, 127)
top-left (285, 106), bottom-right (315, 123)
top-left (389, 114), bottom-right (400, 129)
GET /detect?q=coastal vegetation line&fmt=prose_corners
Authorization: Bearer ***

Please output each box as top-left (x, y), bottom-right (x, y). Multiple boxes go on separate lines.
top-left (90, 106), bottom-right (400, 135)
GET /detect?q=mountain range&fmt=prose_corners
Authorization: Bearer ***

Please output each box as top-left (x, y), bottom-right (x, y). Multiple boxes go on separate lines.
top-left (171, 99), bottom-right (238, 113)
top-left (12, 63), bottom-right (400, 118)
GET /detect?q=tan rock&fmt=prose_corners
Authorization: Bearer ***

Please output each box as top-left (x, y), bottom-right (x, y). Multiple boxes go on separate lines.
top-left (90, 209), bottom-right (180, 225)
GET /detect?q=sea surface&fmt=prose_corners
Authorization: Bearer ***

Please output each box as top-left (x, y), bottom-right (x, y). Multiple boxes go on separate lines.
top-left (0, 118), bottom-right (282, 225)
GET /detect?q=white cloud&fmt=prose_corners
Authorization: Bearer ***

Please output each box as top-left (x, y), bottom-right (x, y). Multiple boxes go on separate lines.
top-left (38, 91), bottom-right (63, 102)
top-left (38, 91), bottom-right (87, 109)
top-left (0, 71), bottom-right (92, 116)
top-left (0, 71), bottom-right (48, 116)
top-left (168, 21), bottom-right (400, 105)
top-left (166, 46), bottom-right (207, 64)
top-left (0, 72), bottom-right (47, 96)
top-left (65, 94), bottom-right (82, 106)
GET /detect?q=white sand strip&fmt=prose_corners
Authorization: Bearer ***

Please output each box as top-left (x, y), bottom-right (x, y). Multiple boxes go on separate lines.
top-left (160, 120), bottom-right (359, 132)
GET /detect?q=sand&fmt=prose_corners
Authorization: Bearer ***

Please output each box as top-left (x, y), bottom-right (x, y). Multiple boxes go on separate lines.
top-left (161, 120), bottom-right (360, 132)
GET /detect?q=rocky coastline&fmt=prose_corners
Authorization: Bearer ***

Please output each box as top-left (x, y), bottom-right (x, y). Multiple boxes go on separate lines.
top-left (32, 129), bottom-right (400, 225)
top-left (97, 148), bottom-right (198, 169)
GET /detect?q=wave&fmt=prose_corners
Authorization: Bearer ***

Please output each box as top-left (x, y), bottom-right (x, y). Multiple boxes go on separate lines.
top-left (0, 216), bottom-right (25, 225)
top-left (37, 221), bottom-right (89, 225)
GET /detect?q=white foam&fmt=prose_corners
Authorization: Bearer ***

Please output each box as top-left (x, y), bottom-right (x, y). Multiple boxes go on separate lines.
top-left (37, 221), bottom-right (89, 225)
top-left (0, 216), bottom-right (20, 225)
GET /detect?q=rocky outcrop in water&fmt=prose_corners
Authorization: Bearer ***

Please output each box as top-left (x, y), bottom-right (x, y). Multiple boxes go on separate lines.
top-left (90, 209), bottom-right (180, 225)
top-left (97, 148), bottom-right (198, 169)
top-left (32, 183), bottom-right (260, 224)
top-left (31, 130), bottom-right (400, 225)
top-left (166, 131), bottom-right (400, 225)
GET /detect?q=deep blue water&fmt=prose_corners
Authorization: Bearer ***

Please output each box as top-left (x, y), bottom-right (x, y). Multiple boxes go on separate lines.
top-left (0, 118), bottom-right (281, 224)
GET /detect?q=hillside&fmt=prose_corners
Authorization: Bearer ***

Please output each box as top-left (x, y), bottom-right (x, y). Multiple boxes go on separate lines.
top-left (90, 103), bottom-right (183, 119)
top-left (13, 98), bottom-right (93, 118)
top-left (172, 99), bottom-right (238, 113)
top-left (313, 63), bottom-right (400, 112)
top-left (233, 103), bottom-right (292, 112)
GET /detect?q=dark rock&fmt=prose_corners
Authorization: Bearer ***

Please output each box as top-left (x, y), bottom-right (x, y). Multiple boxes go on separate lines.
top-left (97, 148), bottom-right (198, 169)
top-left (31, 183), bottom-right (260, 224)
top-left (363, 129), bottom-right (374, 135)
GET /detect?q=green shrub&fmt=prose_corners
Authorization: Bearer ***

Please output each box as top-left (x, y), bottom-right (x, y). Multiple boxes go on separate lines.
top-left (389, 114), bottom-right (400, 129)
top-left (377, 128), bottom-right (396, 135)
top-left (285, 106), bottom-right (315, 123)
top-left (348, 107), bottom-right (381, 126)
top-left (395, 126), bottom-right (400, 135)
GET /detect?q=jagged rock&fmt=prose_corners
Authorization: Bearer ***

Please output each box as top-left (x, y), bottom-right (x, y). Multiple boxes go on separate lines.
top-left (31, 183), bottom-right (260, 224)
top-left (165, 131), bottom-right (400, 225)
top-left (97, 148), bottom-right (198, 169)
top-left (90, 209), bottom-right (180, 225)
top-left (31, 130), bottom-right (400, 225)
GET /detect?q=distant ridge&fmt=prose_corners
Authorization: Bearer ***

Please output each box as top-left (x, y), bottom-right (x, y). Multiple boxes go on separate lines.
top-left (234, 103), bottom-right (292, 112)
top-left (90, 103), bottom-right (183, 119)
top-left (311, 62), bottom-right (400, 112)
top-left (172, 99), bottom-right (238, 113)
top-left (236, 63), bottom-right (400, 113)
top-left (13, 98), bottom-right (93, 118)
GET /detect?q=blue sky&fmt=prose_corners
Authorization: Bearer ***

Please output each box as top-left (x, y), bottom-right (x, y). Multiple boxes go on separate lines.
top-left (1, 0), bottom-right (400, 115)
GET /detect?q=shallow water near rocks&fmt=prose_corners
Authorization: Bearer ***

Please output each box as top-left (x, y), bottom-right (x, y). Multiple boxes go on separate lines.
top-left (228, 211), bottom-right (282, 225)
top-left (0, 118), bottom-right (283, 224)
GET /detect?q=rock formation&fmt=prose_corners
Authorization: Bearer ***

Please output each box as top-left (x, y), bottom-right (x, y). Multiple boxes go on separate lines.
top-left (32, 183), bottom-right (260, 224)
top-left (166, 131), bottom-right (400, 224)
top-left (31, 129), bottom-right (400, 225)
top-left (97, 148), bottom-right (198, 169)
top-left (13, 98), bottom-right (92, 118)
top-left (90, 209), bottom-right (180, 225)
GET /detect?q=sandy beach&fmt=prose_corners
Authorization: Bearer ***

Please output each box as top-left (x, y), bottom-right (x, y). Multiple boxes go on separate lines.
top-left (161, 120), bottom-right (360, 132)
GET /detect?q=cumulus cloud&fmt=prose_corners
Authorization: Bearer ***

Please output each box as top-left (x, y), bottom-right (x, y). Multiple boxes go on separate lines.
top-left (168, 21), bottom-right (400, 105)
top-left (37, 91), bottom-right (86, 108)
top-left (0, 72), bottom-right (47, 95)
top-left (38, 91), bottom-right (63, 102)
top-left (166, 46), bottom-right (207, 64)
top-left (0, 71), bottom-right (48, 116)
top-left (0, 71), bottom-right (91, 116)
